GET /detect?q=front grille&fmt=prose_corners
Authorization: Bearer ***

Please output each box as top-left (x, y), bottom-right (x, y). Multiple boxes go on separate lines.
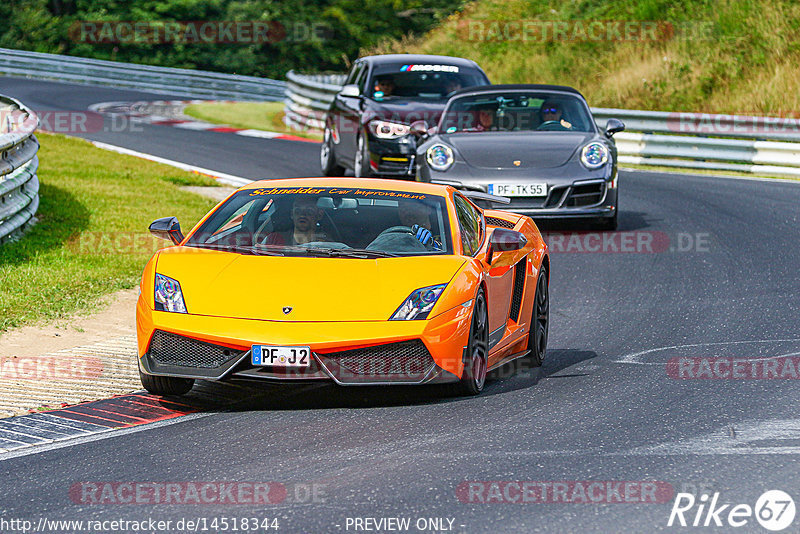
top-left (147, 330), bottom-right (245, 369)
top-left (545, 186), bottom-right (569, 208)
top-left (322, 340), bottom-right (433, 376)
top-left (377, 156), bottom-right (413, 174)
top-left (509, 259), bottom-right (526, 322)
top-left (485, 216), bottom-right (515, 229)
top-left (566, 182), bottom-right (604, 207)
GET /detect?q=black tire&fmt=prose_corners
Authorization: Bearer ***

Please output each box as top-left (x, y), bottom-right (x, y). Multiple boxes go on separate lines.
top-left (139, 370), bottom-right (194, 396)
top-left (454, 288), bottom-right (489, 396)
top-left (320, 127), bottom-right (345, 176)
top-left (353, 133), bottom-right (372, 178)
top-left (527, 264), bottom-right (549, 367)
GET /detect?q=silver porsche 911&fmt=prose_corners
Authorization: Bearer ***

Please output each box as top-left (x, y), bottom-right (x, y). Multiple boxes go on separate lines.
top-left (414, 84), bottom-right (625, 230)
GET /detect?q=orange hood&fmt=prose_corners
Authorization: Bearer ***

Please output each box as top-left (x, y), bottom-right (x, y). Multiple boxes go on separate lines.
top-left (155, 248), bottom-right (466, 322)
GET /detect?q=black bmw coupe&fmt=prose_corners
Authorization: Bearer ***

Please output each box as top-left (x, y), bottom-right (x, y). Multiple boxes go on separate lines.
top-left (320, 54), bottom-right (490, 179)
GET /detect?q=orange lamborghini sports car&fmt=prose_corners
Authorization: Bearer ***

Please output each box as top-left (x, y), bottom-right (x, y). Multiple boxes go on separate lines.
top-left (136, 178), bottom-right (549, 397)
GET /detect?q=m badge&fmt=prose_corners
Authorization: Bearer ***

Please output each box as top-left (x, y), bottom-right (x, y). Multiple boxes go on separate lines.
top-left (282, 306), bottom-right (293, 315)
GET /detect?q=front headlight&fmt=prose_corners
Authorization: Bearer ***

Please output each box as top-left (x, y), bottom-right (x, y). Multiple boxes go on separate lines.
top-left (390, 284), bottom-right (447, 321)
top-left (154, 274), bottom-right (187, 313)
top-left (368, 120), bottom-right (410, 139)
top-left (426, 144), bottom-right (454, 172)
top-left (581, 142), bottom-right (609, 169)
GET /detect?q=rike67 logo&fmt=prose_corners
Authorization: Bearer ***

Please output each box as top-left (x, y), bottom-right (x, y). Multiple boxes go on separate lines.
top-left (668, 490), bottom-right (795, 531)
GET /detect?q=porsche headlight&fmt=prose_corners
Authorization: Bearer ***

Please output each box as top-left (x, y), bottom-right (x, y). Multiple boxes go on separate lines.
top-left (368, 120), bottom-right (410, 139)
top-left (426, 144), bottom-right (454, 172)
top-left (154, 274), bottom-right (187, 313)
top-left (390, 284), bottom-right (447, 321)
top-left (581, 142), bottom-right (609, 169)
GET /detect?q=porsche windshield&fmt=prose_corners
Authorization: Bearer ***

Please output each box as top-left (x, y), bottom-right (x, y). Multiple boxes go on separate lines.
top-left (186, 187), bottom-right (453, 256)
top-left (440, 92), bottom-right (595, 133)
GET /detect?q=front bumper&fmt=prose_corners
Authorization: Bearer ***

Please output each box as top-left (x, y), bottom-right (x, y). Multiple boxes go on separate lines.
top-left (136, 295), bottom-right (471, 386)
top-left (366, 134), bottom-right (417, 177)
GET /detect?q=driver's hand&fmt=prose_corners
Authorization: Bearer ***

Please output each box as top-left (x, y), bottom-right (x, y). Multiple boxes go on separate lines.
top-left (412, 224), bottom-right (433, 246)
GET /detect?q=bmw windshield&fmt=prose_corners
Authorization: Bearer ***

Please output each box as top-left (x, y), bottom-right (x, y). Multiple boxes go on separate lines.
top-left (368, 64), bottom-right (488, 100)
top-left (440, 91), bottom-right (596, 133)
top-left (186, 186), bottom-right (452, 256)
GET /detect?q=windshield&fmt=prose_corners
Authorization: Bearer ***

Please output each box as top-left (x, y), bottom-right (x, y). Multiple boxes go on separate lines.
top-left (440, 91), bottom-right (596, 134)
top-left (368, 63), bottom-right (487, 101)
top-left (186, 186), bottom-right (452, 257)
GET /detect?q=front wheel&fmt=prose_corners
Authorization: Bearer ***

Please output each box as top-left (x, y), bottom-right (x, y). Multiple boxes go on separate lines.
top-left (139, 370), bottom-right (194, 396)
top-left (527, 264), bottom-right (549, 366)
top-left (353, 133), bottom-right (372, 178)
top-left (454, 288), bottom-right (489, 396)
top-left (320, 127), bottom-right (345, 176)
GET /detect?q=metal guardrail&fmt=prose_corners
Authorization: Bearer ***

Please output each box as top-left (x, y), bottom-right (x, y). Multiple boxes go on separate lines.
top-left (285, 71), bottom-right (800, 177)
top-left (0, 48), bottom-right (286, 101)
top-left (0, 95), bottom-right (39, 244)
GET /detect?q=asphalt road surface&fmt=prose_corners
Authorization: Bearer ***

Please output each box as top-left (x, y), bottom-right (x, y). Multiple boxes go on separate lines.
top-left (2, 76), bottom-right (799, 533)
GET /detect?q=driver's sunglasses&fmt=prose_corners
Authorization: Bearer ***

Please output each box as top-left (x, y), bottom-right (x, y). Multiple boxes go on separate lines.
top-left (542, 107), bottom-right (560, 114)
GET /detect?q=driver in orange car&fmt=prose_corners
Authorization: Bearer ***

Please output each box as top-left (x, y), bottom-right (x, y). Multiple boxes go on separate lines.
top-left (266, 196), bottom-right (328, 246)
top-left (398, 199), bottom-right (442, 250)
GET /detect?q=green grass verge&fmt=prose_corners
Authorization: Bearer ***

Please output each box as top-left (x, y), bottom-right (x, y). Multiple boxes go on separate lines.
top-left (183, 101), bottom-right (323, 141)
top-left (0, 133), bottom-right (218, 332)
top-left (374, 0), bottom-right (800, 114)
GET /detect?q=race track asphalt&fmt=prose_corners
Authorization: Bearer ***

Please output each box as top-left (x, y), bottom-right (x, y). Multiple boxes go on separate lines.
top-left (2, 76), bottom-right (799, 533)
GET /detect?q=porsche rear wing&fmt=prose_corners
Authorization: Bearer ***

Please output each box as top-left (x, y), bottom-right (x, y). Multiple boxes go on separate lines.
top-left (430, 179), bottom-right (511, 205)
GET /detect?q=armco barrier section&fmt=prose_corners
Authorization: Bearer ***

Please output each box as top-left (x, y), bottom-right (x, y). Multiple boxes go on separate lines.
top-left (0, 47), bottom-right (286, 101)
top-left (0, 95), bottom-right (39, 244)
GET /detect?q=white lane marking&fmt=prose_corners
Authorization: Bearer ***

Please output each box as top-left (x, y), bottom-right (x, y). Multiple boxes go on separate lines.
top-left (617, 419), bottom-right (800, 456)
top-left (235, 129), bottom-right (282, 139)
top-left (0, 411), bottom-right (216, 461)
top-left (620, 166), bottom-right (800, 185)
top-left (614, 339), bottom-right (800, 365)
top-left (90, 141), bottom-right (252, 187)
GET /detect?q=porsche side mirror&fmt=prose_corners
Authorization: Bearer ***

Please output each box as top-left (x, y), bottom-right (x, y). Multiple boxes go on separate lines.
top-left (605, 118), bottom-right (625, 137)
top-left (339, 84), bottom-right (360, 98)
top-left (485, 228), bottom-right (527, 264)
top-left (149, 216), bottom-right (184, 245)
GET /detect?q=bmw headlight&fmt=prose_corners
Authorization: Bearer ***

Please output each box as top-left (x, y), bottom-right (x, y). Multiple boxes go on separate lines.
top-left (581, 142), bottom-right (609, 169)
top-left (368, 120), bottom-right (410, 139)
top-left (426, 144), bottom-right (454, 172)
top-left (390, 284), bottom-right (447, 321)
top-left (154, 274), bottom-right (187, 313)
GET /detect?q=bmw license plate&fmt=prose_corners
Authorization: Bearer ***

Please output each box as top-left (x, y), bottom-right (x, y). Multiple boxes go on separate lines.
top-left (489, 183), bottom-right (548, 197)
top-left (251, 345), bottom-right (311, 367)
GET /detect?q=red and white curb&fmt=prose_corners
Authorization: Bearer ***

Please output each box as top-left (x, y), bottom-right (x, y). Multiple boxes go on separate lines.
top-left (89, 99), bottom-right (318, 142)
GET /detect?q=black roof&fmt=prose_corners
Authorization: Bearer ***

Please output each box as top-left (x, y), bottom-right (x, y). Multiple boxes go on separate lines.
top-left (449, 84), bottom-right (586, 100)
top-left (356, 54), bottom-right (483, 70)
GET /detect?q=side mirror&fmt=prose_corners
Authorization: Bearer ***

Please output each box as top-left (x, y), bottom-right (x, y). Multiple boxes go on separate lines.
top-left (339, 84), bottom-right (360, 98)
top-left (149, 216), bottom-right (184, 245)
top-left (409, 120), bottom-right (429, 137)
top-left (485, 227), bottom-right (527, 264)
top-left (605, 118), bottom-right (625, 137)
